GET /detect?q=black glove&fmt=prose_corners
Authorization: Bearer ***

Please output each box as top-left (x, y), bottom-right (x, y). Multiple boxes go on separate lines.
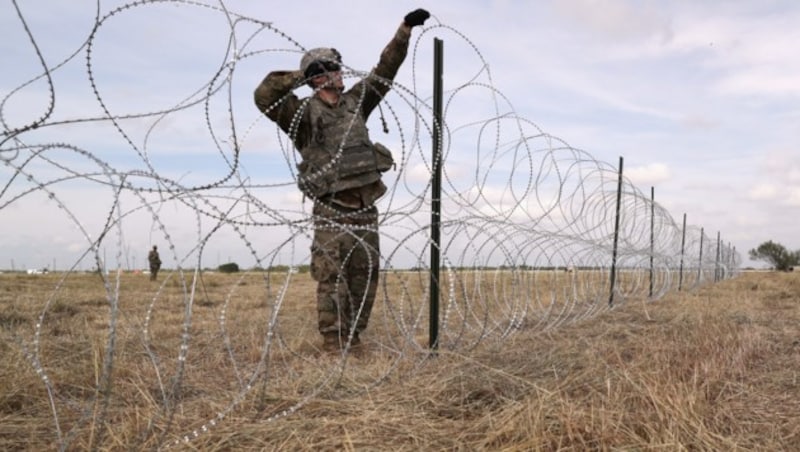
top-left (404, 8), bottom-right (430, 27)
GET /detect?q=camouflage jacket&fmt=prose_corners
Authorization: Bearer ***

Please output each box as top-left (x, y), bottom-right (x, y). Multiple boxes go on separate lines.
top-left (254, 25), bottom-right (411, 208)
top-left (148, 250), bottom-right (161, 267)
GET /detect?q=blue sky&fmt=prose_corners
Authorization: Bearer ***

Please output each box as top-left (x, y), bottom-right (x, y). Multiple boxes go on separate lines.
top-left (2, 0), bottom-right (799, 271)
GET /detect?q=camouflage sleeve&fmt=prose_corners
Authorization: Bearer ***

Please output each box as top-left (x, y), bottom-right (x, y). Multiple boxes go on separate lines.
top-left (352, 23), bottom-right (412, 119)
top-left (254, 70), bottom-right (306, 135)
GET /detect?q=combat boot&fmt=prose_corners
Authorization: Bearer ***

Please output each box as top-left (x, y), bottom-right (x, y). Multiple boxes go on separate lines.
top-left (321, 333), bottom-right (341, 353)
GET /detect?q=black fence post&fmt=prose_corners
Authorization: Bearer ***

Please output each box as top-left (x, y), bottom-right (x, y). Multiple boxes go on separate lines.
top-left (678, 213), bottom-right (686, 291)
top-left (649, 186), bottom-right (655, 298)
top-left (429, 38), bottom-right (443, 351)
top-left (609, 156), bottom-right (623, 307)
top-left (714, 231), bottom-right (721, 282)
top-left (698, 227), bottom-right (705, 284)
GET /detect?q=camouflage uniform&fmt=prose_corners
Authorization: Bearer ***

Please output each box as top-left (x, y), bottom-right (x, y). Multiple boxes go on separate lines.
top-left (148, 246), bottom-right (161, 281)
top-left (254, 24), bottom-right (413, 343)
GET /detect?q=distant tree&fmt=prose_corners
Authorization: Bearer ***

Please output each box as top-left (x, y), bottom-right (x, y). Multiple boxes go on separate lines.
top-left (748, 241), bottom-right (800, 271)
top-left (217, 262), bottom-right (240, 273)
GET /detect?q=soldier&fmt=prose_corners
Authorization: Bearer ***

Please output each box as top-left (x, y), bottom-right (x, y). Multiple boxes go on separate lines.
top-left (254, 9), bottom-right (430, 352)
top-left (148, 245), bottom-right (161, 281)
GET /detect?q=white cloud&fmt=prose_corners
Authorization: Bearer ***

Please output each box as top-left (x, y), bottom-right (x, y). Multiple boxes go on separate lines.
top-left (747, 183), bottom-right (778, 201)
top-left (676, 7), bottom-right (800, 99)
top-left (626, 163), bottom-right (671, 185)
top-left (734, 213), bottom-right (767, 228)
top-left (552, 0), bottom-right (673, 43)
top-left (763, 152), bottom-right (800, 179)
top-left (748, 151), bottom-right (800, 206)
top-left (785, 186), bottom-right (800, 207)
top-left (716, 69), bottom-right (800, 98)
top-left (407, 163), bottom-right (433, 184)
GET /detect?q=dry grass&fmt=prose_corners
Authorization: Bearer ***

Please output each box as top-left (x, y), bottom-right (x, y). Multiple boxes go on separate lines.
top-left (1, 270), bottom-right (799, 451)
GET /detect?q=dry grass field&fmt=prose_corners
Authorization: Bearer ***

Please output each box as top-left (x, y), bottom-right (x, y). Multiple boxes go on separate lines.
top-left (1, 269), bottom-right (799, 451)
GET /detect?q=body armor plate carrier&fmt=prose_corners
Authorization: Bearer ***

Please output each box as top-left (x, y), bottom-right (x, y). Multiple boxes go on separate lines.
top-left (296, 95), bottom-right (393, 199)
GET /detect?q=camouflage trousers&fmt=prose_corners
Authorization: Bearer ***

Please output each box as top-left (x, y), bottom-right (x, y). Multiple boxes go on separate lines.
top-left (310, 201), bottom-right (380, 338)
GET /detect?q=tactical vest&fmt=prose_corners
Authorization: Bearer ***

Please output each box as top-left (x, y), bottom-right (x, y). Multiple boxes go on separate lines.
top-left (296, 95), bottom-right (393, 199)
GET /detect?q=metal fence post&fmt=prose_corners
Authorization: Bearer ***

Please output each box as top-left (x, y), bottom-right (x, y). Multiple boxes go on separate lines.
top-left (429, 38), bottom-right (443, 351)
top-left (714, 231), bottom-right (721, 282)
top-left (609, 156), bottom-right (623, 307)
top-left (649, 186), bottom-right (654, 298)
top-left (678, 213), bottom-right (686, 291)
top-left (697, 227), bottom-right (705, 284)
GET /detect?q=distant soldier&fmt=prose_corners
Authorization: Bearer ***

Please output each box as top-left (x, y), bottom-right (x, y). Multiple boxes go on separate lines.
top-left (254, 9), bottom-right (430, 352)
top-left (148, 245), bottom-right (161, 281)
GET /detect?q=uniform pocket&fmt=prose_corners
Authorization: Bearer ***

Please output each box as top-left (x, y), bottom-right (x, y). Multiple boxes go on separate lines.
top-left (310, 231), bottom-right (340, 282)
top-left (297, 156), bottom-right (335, 198)
top-left (373, 142), bottom-right (394, 172)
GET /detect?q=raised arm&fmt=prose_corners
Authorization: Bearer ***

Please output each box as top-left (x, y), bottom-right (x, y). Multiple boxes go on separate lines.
top-left (253, 69), bottom-right (306, 135)
top-left (355, 9), bottom-right (430, 119)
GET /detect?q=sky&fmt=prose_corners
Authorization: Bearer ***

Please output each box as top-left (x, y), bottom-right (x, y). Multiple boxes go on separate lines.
top-left (2, 0), bottom-right (799, 271)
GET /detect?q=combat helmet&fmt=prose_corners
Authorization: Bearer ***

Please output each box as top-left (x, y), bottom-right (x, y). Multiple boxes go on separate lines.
top-left (300, 47), bottom-right (342, 80)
